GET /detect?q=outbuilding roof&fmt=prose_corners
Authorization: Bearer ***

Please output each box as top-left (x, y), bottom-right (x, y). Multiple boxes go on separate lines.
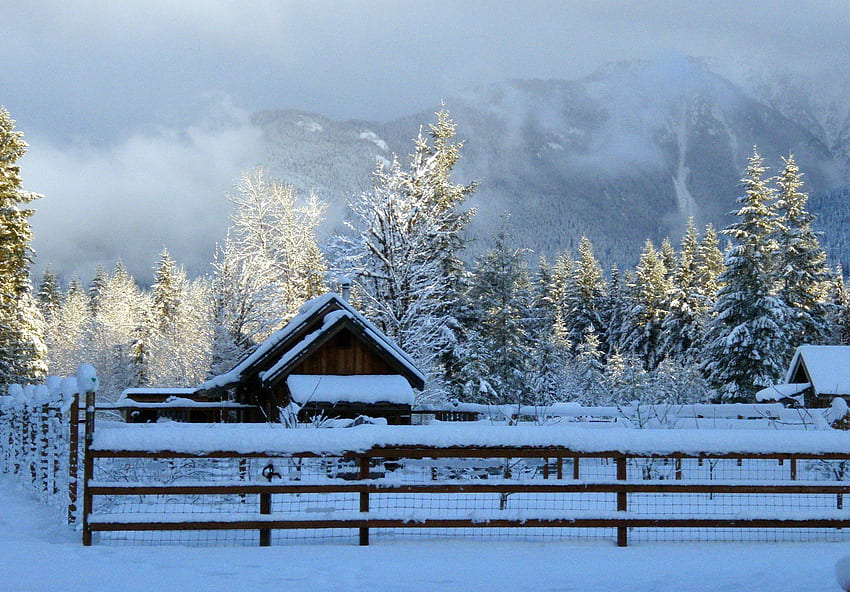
top-left (785, 345), bottom-right (850, 396)
top-left (196, 292), bottom-right (425, 393)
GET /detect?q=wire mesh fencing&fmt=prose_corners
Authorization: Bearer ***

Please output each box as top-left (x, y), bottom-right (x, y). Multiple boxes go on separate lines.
top-left (83, 446), bottom-right (850, 547)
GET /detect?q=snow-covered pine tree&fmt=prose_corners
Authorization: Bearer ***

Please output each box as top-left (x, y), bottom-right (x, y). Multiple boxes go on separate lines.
top-left (88, 265), bottom-right (107, 313)
top-left (36, 265), bottom-right (62, 321)
top-left (697, 224), bottom-right (724, 299)
top-left (603, 349), bottom-right (652, 407)
top-left (462, 230), bottom-right (534, 406)
top-left (0, 107), bottom-right (46, 385)
top-left (549, 251), bottom-right (574, 314)
top-left (659, 237), bottom-right (677, 281)
top-left (620, 240), bottom-right (670, 369)
top-left (567, 325), bottom-right (606, 404)
top-left (342, 109), bottom-right (475, 397)
top-left (826, 266), bottom-right (850, 345)
top-left (523, 257), bottom-right (570, 405)
top-left (151, 249), bottom-right (181, 332)
top-left (701, 149), bottom-right (786, 402)
top-left (659, 219), bottom-right (712, 362)
top-left (562, 236), bottom-right (606, 351)
top-left (147, 258), bottom-right (212, 388)
top-left (603, 264), bottom-right (628, 355)
top-left (770, 155), bottom-right (830, 354)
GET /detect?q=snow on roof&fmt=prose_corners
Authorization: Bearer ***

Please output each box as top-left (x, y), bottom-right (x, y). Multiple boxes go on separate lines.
top-left (286, 375), bottom-right (414, 405)
top-left (755, 382), bottom-right (810, 402)
top-left (785, 345), bottom-right (850, 395)
top-left (92, 422), bottom-right (850, 456)
top-left (198, 292), bottom-right (424, 392)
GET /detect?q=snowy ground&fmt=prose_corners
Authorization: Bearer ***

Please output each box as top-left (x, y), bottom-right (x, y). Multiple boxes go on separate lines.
top-left (1, 477), bottom-right (847, 591)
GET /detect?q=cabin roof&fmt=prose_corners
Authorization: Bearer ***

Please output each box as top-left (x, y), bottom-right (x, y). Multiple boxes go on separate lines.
top-left (197, 292), bottom-right (425, 393)
top-left (785, 345), bottom-right (850, 396)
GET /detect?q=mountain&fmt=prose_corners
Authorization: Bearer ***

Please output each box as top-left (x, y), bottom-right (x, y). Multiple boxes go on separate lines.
top-left (252, 57), bottom-right (850, 268)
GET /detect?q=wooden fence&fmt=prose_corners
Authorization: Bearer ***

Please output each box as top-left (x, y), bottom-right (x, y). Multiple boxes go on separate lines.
top-left (83, 443), bottom-right (850, 547)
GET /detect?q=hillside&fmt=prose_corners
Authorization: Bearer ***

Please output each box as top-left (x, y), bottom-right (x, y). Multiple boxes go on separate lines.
top-left (253, 57), bottom-right (850, 268)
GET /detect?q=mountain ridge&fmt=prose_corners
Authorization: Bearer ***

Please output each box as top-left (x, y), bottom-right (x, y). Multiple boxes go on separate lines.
top-left (253, 58), bottom-right (850, 269)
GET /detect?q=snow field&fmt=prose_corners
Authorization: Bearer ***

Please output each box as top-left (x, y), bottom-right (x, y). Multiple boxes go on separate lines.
top-left (1, 474), bottom-right (848, 592)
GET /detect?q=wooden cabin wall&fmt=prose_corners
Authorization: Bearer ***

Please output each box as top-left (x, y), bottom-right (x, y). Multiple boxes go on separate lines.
top-left (292, 330), bottom-right (394, 376)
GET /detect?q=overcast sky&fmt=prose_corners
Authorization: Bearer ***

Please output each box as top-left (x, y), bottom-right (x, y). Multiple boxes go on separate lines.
top-left (3, 1), bottom-right (849, 283)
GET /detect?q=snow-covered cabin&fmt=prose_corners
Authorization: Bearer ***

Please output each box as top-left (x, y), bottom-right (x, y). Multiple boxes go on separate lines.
top-left (194, 293), bottom-right (425, 424)
top-left (756, 345), bottom-right (850, 408)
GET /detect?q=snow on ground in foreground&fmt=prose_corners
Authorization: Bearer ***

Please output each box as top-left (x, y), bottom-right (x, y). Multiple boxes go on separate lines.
top-left (0, 477), bottom-right (846, 592)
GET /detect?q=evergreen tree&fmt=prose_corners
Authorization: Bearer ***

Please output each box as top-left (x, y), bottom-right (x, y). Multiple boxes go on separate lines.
top-left (567, 325), bottom-right (606, 404)
top-left (152, 249), bottom-right (181, 332)
top-left (603, 264), bottom-right (628, 355)
top-left (697, 224), bottom-right (724, 299)
top-left (827, 266), bottom-right (850, 345)
top-left (147, 265), bottom-right (212, 388)
top-left (771, 155), bottom-right (830, 352)
top-left (343, 109), bottom-right (475, 397)
top-left (660, 219), bottom-right (711, 361)
top-left (549, 251), bottom-right (574, 314)
top-left (603, 350), bottom-right (652, 407)
top-left (524, 257), bottom-right (570, 405)
top-left (461, 230), bottom-right (534, 405)
top-left (620, 240), bottom-right (670, 369)
top-left (0, 107), bottom-right (46, 385)
top-left (659, 237), bottom-right (677, 280)
top-left (701, 149), bottom-right (786, 401)
top-left (36, 265), bottom-right (62, 320)
top-left (562, 236), bottom-right (606, 350)
top-left (89, 265), bottom-right (107, 313)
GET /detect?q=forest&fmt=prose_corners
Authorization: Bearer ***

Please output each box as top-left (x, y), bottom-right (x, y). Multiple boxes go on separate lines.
top-left (1, 107), bottom-right (844, 406)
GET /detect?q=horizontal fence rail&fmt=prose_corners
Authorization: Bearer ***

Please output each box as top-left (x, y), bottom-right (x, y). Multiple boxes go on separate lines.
top-left (83, 446), bottom-right (850, 547)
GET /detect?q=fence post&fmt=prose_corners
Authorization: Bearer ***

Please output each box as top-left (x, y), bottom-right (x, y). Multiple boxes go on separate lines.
top-left (81, 390), bottom-right (95, 546)
top-left (28, 403), bottom-right (37, 484)
top-left (359, 455), bottom-right (370, 546)
top-left (40, 403), bottom-right (49, 495)
top-left (259, 484), bottom-right (271, 546)
top-left (51, 405), bottom-right (60, 496)
top-left (12, 405), bottom-right (20, 474)
top-left (790, 457), bottom-right (797, 481)
top-left (573, 455), bottom-right (580, 480)
top-left (675, 457), bottom-right (682, 481)
top-left (67, 393), bottom-right (79, 524)
top-left (556, 456), bottom-right (563, 480)
top-left (616, 455), bottom-right (628, 547)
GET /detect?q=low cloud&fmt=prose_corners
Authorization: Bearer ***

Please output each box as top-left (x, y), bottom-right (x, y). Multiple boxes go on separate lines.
top-left (23, 98), bottom-right (264, 284)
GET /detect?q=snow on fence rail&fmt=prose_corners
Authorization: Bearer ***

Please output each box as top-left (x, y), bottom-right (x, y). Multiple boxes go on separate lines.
top-left (83, 421), bottom-right (850, 548)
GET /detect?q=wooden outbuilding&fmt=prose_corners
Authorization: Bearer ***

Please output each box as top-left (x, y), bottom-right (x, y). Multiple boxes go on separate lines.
top-left (756, 345), bottom-right (850, 408)
top-left (194, 293), bottom-right (425, 424)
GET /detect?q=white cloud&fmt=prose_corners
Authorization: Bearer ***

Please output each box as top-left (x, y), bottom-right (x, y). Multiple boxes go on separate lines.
top-left (23, 99), bottom-right (264, 284)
